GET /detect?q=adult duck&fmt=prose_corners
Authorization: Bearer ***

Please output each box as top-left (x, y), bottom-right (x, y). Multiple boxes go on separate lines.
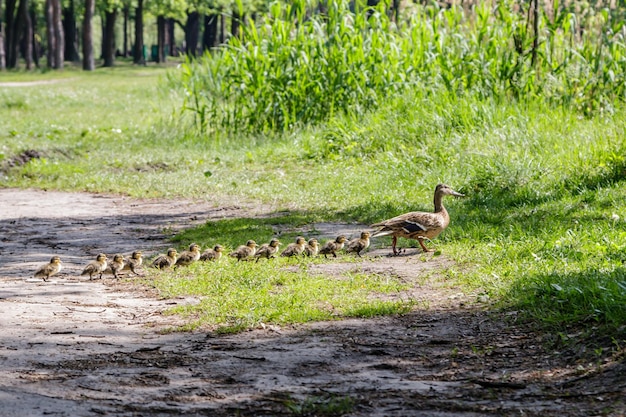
top-left (371, 184), bottom-right (464, 255)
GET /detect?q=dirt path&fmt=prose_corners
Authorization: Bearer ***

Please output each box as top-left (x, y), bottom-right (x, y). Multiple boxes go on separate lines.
top-left (0, 188), bottom-right (624, 416)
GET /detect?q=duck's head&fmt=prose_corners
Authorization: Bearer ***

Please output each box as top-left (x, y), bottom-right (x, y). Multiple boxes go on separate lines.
top-left (189, 243), bottom-right (200, 252)
top-left (295, 236), bottom-right (306, 245)
top-left (308, 238), bottom-right (318, 247)
top-left (436, 184), bottom-right (464, 197)
top-left (51, 256), bottom-right (62, 264)
top-left (360, 231), bottom-right (371, 239)
top-left (113, 254), bottom-right (124, 262)
top-left (97, 253), bottom-right (108, 261)
top-left (246, 240), bottom-right (257, 248)
top-left (214, 244), bottom-right (224, 252)
top-left (167, 248), bottom-right (178, 257)
top-left (269, 238), bottom-right (281, 248)
top-left (336, 235), bottom-right (347, 243)
top-left (131, 251), bottom-right (142, 259)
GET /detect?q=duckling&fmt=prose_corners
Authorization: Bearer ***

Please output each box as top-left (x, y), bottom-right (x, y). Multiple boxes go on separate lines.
top-left (34, 256), bottom-right (62, 282)
top-left (303, 238), bottom-right (319, 257)
top-left (81, 253), bottom-right (108, 280)
top-left (280, 236), bottom-right (307, 258)
top-left (345, 231), bottom-right (371, 257)
top-left (106, 254), bottom-right (125, 278)
top-left (255, 238), bottom-right (281, 262)
top-left (122, 251), bottom-right (143, 276)
top-left (371, 184), bottom-right (464, 255)
top-left (229, 240), bottom-right (257, 261)
top-left (151, 248), bottom-right (178, 269)
top-left (199, 245), bottom-right (224, 262)
top-left (319, 235), bottom-right (347, 258)
top-left (175, 243), bottom-right (201, 267)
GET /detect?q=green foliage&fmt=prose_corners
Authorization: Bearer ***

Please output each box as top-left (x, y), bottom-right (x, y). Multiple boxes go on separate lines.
top-left (170, 0), bottom-right (626, 134)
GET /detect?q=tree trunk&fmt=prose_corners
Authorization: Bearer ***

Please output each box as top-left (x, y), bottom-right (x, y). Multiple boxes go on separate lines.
top-left (185, 11), bottom-right (199, 57)
top-left (19, 0), bottom-right (32, 69)
top-left (156, 15), bottom-right (165, 63)
top-left (52, 0), bottom-right (64, 69)
top-left (202, 13), bottom-right (218, 52)
top-left (531, 0), bottom-right (540, 67)
top-left (30, 8), bottom-right (40, 67)
top-left (219, 12), bottom-right (225, 45)
top-left (230, 9), bottom-right (242, 40)
top-left (122, 6), bottom-right (129, 57)
top-left (0, 0), bottom-right (5, 69)
top-left (82, 0), bottom-right (94, 70)
top-left (102, 10), bottom-right (116, 67)
top-left (133, 0), bottom-right (144, 64)
top-left (45, 0), bottom-right (55, 68)
top-left (167, 18), bottom-right (175, 56)
top-left (63, 0), bottom-right (79, 62)
top-left (6, 0), bottom-right (19, 67)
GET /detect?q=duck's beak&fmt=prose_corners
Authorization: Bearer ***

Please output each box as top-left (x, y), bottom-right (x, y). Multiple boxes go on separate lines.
top-left (451, 190), bottom-right (465, 197)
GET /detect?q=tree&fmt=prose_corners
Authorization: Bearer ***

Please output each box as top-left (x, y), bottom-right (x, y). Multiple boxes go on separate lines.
top-left (83, 0), bottom-right (95, 70)
top-left (156, 14), bottom-right (166, 62)
top-left (63, 0), bottom-right (80, 62)
top-left (0, 0), bottom-right (5, 69)
top-left (52, 0), bottom-right (63, 68)
top-left (184, 10), bottom-right (199, 56)
top-left (102, 9), bottom-right (117, 66)
top-left (5, 0), bottom-right (18, 67)
top-left (202, 12), bottom-right (218, 51)
top-left (133, 0), bottom-right (145, 64)
top-left (45, 0), bottom-right (63, 68)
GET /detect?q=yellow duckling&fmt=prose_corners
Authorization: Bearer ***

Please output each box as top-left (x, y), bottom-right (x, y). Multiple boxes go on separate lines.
top-left (107, 254), bottom-right (125, 278)
top-left (371, 184), bottom-right (464, 255)
top-left (151, 248), bottom-right (178, 269)
top-left (345, 231), bottom-right (371, 257)
top-left (123, 251), bottom-right (143, 276)
top-left (303, 238), bottom-right (319, 257)
top-left (255, 238), bottom-right (281, 262)
top-left (199, 245), bottom-right (224, 262)
top-left (34, 256), bottom-right (62, 282)
top-left (319, 235), bottom-right (347, 258)
top-left (280, 236), bottom-right (307, 258)
top-left (81, 253), bottom-right (108, 280)
top-left (229, 240), bottom-right (257, 261)
top-left (175, 243), bottom-right (201, 267)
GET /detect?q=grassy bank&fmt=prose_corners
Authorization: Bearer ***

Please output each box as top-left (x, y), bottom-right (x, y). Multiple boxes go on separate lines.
top-left (1, 63), bottom-right (625, 336)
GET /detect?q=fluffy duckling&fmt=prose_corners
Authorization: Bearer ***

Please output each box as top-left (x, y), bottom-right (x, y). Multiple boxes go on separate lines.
top-left (151, 248), bottom-right (178, 269)
top-left (175, 243), bottom-right (201, 267)
top-left (345, 231), bottom-right (371, 257)
top-left (303, 238), bottom-right (319, 257)
top-left (319, 235), bottom-right (347, 258)
top-left (81, 253), bottom-right (108, 280)
top-left (229, 240), bottom-right (257, 261)
top-left (123, 251), bottom-right (143, 276)
top-left (255, 238), bottom-right (281, 262)
top-left (106, 254), bottom-right (125, 278)
top-left (199, 245), bottom-right (224, 262)
top-left (34, 256), bottom-right (62, 282)
top-left (371, 184), bottom-right (464, 255)
top-left (280, 236), bottom-right (307, 258)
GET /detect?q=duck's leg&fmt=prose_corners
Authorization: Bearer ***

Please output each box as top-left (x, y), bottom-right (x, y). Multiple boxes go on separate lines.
top-left (418, 238), bottom-right (431, 252)
top-left (392, 236), bottom-right (399, 255)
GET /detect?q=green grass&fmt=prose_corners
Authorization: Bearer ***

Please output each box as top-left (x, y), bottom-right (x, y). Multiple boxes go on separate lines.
top-left (149, 258), bottom-right (413, 333)
top-left (1, 63), bottom-right (625, 338)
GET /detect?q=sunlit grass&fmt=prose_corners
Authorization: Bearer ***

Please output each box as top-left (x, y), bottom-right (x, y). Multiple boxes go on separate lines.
top-left (1, 63), bottom-right (626, 337)
top-left (147, 258), bottom-right (414, 333)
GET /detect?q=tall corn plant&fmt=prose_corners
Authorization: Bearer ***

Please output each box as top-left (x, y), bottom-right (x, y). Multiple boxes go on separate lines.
top-left (169, 0), bottom-right (626, 134)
